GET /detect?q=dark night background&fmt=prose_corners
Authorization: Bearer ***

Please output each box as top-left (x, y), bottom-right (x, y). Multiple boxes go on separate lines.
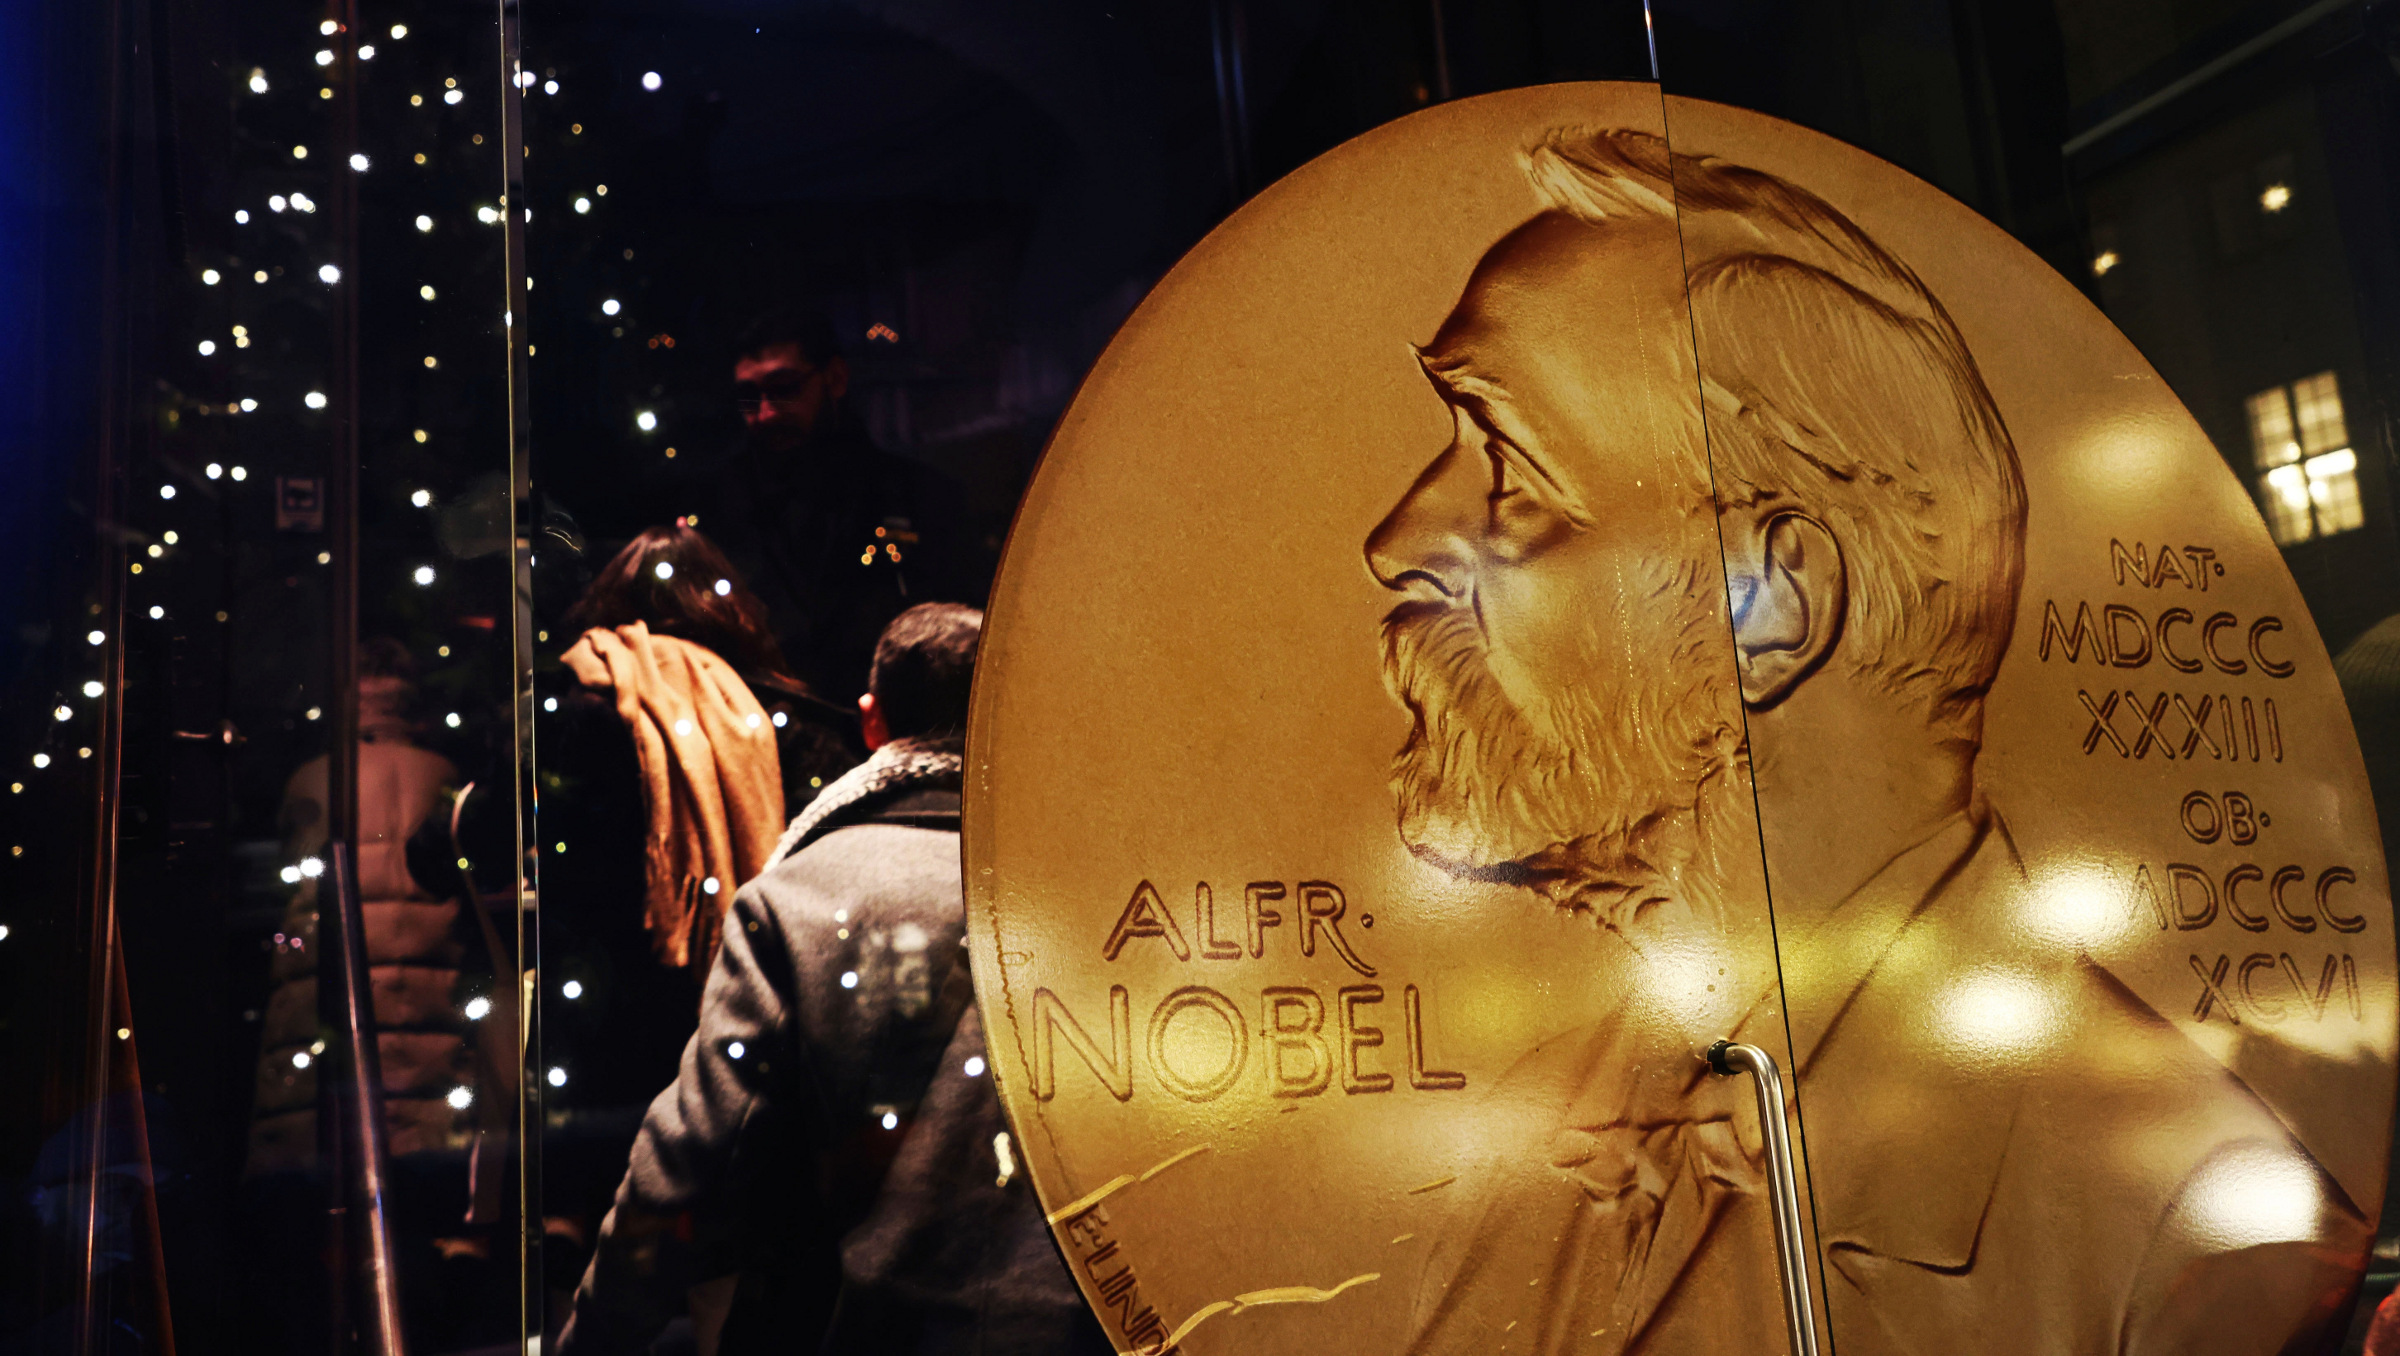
top-left (11, 0), bottom-right (2400, 1351)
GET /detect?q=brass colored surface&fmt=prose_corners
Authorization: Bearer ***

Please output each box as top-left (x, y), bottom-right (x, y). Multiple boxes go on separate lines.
top-left (964, 84), bottom-right (2396, 1356)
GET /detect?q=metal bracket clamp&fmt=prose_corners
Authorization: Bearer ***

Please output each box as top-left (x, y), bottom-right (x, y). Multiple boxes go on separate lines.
top-left (1707, 1040), bottom-right (1822, 1356)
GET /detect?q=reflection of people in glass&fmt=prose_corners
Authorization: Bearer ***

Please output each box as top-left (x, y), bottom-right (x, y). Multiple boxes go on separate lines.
top-left (543, 525), bottom-right (859, 1121)
top-left (673, 304), bottom-right (981, 699)
top-left (247, 639), bottom-right (472, 1172)
top-left (557, 604), bottom-right (1106, 1356)
top-left (1368, 129), bottom-right (2368, 1356)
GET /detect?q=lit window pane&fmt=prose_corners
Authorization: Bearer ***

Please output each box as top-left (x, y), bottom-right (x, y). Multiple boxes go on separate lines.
top-left (2246, 386), bottom-right (2299, 469)
top-left (2292, 370), bottom-right (2349, 456)
top-left (2305, 447), bottom-right (2364, 535)
top-left (2258, 464), bottom-right (2313, 544)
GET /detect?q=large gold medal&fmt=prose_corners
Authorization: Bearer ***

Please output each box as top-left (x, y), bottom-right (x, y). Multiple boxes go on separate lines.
top-left (965, 83), bottom-right (2395, 1355)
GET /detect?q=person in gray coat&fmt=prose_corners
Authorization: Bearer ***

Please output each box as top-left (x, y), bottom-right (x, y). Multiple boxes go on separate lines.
top-left (556, 603), bottom-right (1108, 1356)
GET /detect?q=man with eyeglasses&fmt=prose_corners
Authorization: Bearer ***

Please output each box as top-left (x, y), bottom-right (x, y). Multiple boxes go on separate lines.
top-left (683, 303), bottom-right (979, 703)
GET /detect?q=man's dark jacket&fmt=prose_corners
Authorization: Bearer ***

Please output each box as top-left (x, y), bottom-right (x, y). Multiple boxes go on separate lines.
top-left (555, 736), bottom-right (1106, 1356)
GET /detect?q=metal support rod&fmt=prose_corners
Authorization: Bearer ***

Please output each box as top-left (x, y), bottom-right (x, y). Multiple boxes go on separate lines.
top-left (330, 842), bottom-right (407, 1356)
top-left (1707, 1041), bottom-right (1819, 1356)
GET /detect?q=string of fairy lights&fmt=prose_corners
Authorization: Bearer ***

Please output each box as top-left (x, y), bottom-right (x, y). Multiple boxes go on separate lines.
top-left (6, 12), bottom-right (685, 1094)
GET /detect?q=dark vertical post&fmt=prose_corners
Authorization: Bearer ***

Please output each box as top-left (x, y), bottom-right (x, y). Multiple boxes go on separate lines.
top-left (324, 2), bottom-right (406, 1353)
top-left (73, 0), bottom-right (131, 1347)
top-left (493, 3), bottom-right (542, 1347)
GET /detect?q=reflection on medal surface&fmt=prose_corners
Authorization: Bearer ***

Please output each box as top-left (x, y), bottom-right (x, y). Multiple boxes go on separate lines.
top-left (964, 84), bottom-right (2395, 1356)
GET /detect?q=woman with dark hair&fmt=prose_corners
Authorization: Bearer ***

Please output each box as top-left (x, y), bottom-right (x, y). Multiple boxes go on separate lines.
top-left (537, 527), bottom-right (863, 1255)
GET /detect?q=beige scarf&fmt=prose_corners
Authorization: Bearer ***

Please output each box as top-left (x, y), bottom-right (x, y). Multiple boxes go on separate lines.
top-left (562, 622), bottom-right (786, 976)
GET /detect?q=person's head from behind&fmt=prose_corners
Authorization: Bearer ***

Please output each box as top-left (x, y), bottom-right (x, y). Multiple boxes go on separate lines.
top-left (859, 603), bottom-right (982, 750)
top-left (734, 303), bottom-right (850, 458)
top-left (571, 524), bottom-right (792, 680)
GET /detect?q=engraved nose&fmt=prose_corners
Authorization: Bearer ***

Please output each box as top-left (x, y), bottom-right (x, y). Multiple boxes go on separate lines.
top-left (1366, 445), bottom-right (1483, 598)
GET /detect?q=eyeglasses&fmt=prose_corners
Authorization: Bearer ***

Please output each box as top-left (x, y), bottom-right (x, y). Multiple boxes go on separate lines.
top-left (734, 364), bottom-right (824, 411)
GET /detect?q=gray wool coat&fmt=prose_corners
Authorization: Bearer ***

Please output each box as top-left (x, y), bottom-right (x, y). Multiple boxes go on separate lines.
top-left (556, 737), bottom-right (1108, 1356)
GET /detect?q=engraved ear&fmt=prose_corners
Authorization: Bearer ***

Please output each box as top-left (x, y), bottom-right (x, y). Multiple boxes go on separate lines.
top-left (1732, 512), bottom-right (1845, 709)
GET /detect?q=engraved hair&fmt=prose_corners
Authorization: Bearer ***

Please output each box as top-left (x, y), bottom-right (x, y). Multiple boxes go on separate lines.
top-left (1524, 128), bottom-right (2028, 733)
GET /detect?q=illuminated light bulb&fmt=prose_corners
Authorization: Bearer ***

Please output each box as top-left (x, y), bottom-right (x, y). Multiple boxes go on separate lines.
top-left (390, 24), bottom-right (406, 38)
top-left (198, 339), bottom-right (216, 355)
top-left (348, 152), bottom-right (369, 171)
top-left (305, 706), bottom-right (321, 720)
top-left (964, 1056), bottom-right (986, 1077)
top-left (881, 1112), bottom-right (898, 1130)
top-left (544, 80), bottom-right (559, 95)
top-left (82, 681), bottom-right (102, 698)
top-left (234, 209), bottom-right (248, 224)
top-left (423, 356), bottom-right (438, 369)
top-left (446, 1086), bottom-right (473, 1110)
top-left (252, 270), bottom-right (267, 282)
top-left (279, 865), bottom-right (301, 883)
top-left (713, 579), bottom-right (731, 596)
top-left (2091, 250), bottom-right (2119, 278)
top-left (146, 544), bottom-right (160, 558)
top-left (413, 429), bottom-right (427, 443)
top-left (162, 530), bottom-right (177, 543)
top-left (148, 606), bottom-right (163, 619)
top-left (293, 144), bottom-right (309, 158)
top-left (86, 631), bottom-right (103, 645)
top-left (554, 842), bottom-right (566, 854)
top-left (299, 857), bottom-right (323, 878)
top-left (304, 390), bottom-right (328, 408)
top-left (319, 19), bottom-right (337, 35)
top-left (562, 980), bottom-right (583, 999)
top-left (237, 400), bottom-right (256, 413)
top-left (411, 489), bottom-right (431, 507)
top-left (727, 1041), bottom-right (746, 1060)
top-left (414, 565), bottom-right (435, 585)
top-left (292, 1051), bottom-right (311, 1069)
top-left (2261, 183), bottom-right (2292, 213)
top-left (31, 754), bottom-right (49, 769)
top-left (77, 748), bottom-right (90, 759)
top-left (543, 697), bottom-right (558, 713)
top-left (318, 263), bottom-right (340, 283)
top-left (269, 195), bottom-right (287, 212)
top-left (574, 196), bottom-right (590, 214)
top-left (358, 44), bottom-right (375, 60)
top-left (159, 484), bottom-right (175, 499)
top-left (201, 268), bottom-right (220, 285)
top-left (642, 71), bottom-right (662, 91)
top-left (318, 87), bottom-right (332, 100)
top-left (702, 876), bottom-right (720, 896)
top-left (476, 205), bottom-right (498, 223)
top-left (445, 712), bottom-right (461, 728)
top-left (772, 711), bottom-right (787, 728)
top-left (314, 50), bottom-right (333, 67)
top-left (415, 214), bottom-right (432, 232)
top-left (653, 561), bottom-right (674, 580)
top-left (231, 462), bottom-right (248, 477)
top-left (52, 706), bottom-right (70, 721)
top-left (465, 996), bottom-right (491, 1020)
top-left (291, 192), bottom-right (314, 211)
top-left (745, 713), bottom-right (761, 729)
top-left (419, 285), bottom-right (436, 302)
top-left (546, 1067), bottom-right (567, 1088)
top-left (840, 971), bottom-right (858, 990)
top-left (410, 94), bottom-right (422, 107)
top-left (600, 298), bottom-right (620, 316)
top-left (636, 410), bottom-right (657, 432)
top-left (0, 926), bottom-right (9, 939)
top-left (248, 68), bottom-right (268, 93)
top-left (444, 88), bottom-right (463, 105)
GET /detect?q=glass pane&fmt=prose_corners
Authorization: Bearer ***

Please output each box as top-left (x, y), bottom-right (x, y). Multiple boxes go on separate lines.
top-left (2250, 385), bottom-right (2302, 468)
top-left (2296, 369), bottom-right (2350, 457)
top-left (0, 1), bottom-right (532, 1352)
top-left (1657, 5), bottom-right (2400, 1353)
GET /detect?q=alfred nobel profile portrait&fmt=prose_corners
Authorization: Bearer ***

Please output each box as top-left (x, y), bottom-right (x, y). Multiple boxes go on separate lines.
top-left (1366, 128), bottom-right (2370, 1356)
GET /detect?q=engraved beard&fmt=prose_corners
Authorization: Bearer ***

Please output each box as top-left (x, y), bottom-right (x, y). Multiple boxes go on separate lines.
top-left (1378, 557), bottom-right (1734, 908)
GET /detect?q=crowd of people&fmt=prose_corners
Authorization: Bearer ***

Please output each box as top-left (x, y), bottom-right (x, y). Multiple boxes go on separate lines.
top-left (245, 304), bottom-right (1101, 1355)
